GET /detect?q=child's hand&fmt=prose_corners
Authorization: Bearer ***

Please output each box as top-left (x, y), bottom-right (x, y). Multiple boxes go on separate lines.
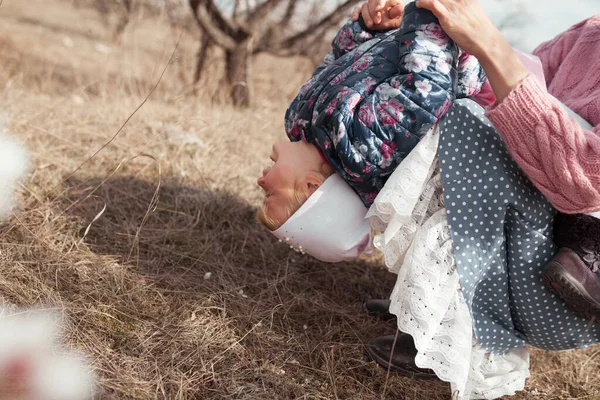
top-left (351, 0), bottom-right (405, 31)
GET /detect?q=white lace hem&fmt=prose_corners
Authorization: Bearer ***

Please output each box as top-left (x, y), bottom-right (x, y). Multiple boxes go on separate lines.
top-left (367, 126), bottom-right (530, 399)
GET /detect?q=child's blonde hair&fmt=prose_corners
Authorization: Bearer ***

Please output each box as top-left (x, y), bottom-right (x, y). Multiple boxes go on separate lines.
top-left (257, 161), bottom-right (334, 231)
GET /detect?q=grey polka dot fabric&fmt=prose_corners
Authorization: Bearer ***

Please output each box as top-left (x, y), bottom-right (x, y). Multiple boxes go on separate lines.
top-left (438, 99), bottom-right (600, 354)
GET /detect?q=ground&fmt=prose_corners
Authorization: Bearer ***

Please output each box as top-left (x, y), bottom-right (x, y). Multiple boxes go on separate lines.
top-left (0, 0), bottom-right (598, 399)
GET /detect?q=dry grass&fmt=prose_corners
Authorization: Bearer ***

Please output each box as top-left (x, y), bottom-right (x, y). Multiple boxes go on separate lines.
top-left (0, 0), bottom-right (598, 399)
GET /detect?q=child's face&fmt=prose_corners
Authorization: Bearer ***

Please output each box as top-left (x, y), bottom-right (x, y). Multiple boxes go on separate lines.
top-left (257, 141), bottom-right (323, 228)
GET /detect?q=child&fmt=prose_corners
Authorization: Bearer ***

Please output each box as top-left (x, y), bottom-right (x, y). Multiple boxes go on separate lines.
top-left (257, 1), bottom-right (487, 234)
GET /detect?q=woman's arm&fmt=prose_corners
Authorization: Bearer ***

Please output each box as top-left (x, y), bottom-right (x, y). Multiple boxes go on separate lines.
top-left (415, 0), bottom-right (600, 213)
top-left (486, 76), bottom-right (600, 214)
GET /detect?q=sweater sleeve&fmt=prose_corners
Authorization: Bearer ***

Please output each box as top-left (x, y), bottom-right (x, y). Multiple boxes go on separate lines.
top-left (486, 74), bottom-right (600, 214)
top-left (532, 20), bottom-right (583, 86)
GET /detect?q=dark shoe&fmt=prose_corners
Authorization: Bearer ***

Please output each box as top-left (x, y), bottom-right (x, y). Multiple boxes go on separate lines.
top-left (364, 299), bottom-right (395, 322)
top-left (365, 332), bottom-right (439, 380)
top-left (541, 247), bottom-right (600, 321)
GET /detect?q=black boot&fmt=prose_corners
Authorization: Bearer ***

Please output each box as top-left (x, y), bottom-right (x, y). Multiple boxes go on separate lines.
top-left (365, 331), bottom-right (439, 380)
top-left (364, 299), bottom-right (396, 322)
top-left (541, 213), bottom-right (600, 321)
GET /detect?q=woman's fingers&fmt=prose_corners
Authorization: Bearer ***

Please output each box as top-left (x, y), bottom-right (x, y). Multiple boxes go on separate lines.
top-left (355, 0), bottom-right (405, 29)
top-left (368, 0), bottom-right (387, 24)
top-left (387, 3), bottom-right (404, 19)
top-left (362, 2), bottom-right (374, 27)
top-left (368, 0), bottom-right (387, 12)
top-left (351, 5), bottom-right (361, 22)
top-left (414, 0), bottom-right (498, 58)
top-left (415, 0), bottom-right (450, 22)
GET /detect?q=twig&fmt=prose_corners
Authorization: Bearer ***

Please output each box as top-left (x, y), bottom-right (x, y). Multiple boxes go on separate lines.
top-left (126, 154), bottom-right (162, 265)
top-left (52, 31), bottom-right (183, 193)
top-left (381, 330), bottom-right (399, 400)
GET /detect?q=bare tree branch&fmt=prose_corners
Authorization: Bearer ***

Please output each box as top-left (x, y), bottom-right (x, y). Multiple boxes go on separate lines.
top-left (247, 0), bottom-right (283, 26)
top-left (190, 0), bottom-right (249, 41)
top-left (279, 0), bottom-right (298, 28)
top-left (232, 0), bottom-right (241, 21)
top-left (192, 5), bottom-right (238, 49)
top-left (258, 0), bottom-right (359, 53)
top-left (194, 33), bottom-right (213, 83)
top-left (189, 0), bottom-right (250, 50)
top-left (189, 0), bottom-right (361, 105)
top-left (205, 0), bottom-right (249, 38)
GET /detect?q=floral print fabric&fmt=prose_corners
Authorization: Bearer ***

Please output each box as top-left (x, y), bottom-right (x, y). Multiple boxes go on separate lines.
top-left (285, 2), bottom-right (486, 206)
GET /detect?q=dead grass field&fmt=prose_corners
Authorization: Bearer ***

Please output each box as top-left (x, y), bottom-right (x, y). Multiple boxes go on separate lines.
top-left (0, 1), bottom-right (598, 399)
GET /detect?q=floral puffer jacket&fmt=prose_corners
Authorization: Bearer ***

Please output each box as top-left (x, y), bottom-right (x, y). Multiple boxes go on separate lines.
top-left (285, 2), bottom-right (486, 206)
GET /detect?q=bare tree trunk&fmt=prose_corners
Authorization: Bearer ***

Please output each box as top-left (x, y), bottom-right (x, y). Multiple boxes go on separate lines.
top-left (225, 40), bottom-right (251, 107)
top-left (194, 34), bottom-right (212, 84)
top-left (113, 14), bottom-right (130, 41)
top-left (188, 0), bottom-right (360, 106)
top-left (94, 0), bottom-right (111, 27)
top-left (113, 0), bottom-right (133, 41)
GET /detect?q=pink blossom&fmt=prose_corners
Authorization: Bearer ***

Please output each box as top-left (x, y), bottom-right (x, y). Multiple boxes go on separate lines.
top-left (317, 92), bottom-right (328, 106)
top-left (462, 75), bottom-right (481, 96)
top-left (364, 192), bottom-right (378, 204)
top-left (378, 141), bottom-right (397, 168)
top-left (415, 23), bottom-right (448, 47)
top-left (436, 59), bottom-right (451, 74)
top-left (347, 94), bottom-right (362, 111)
top-left (338, 87), bottom-right (352, 98)
top-left (359, 104), bottom-right (375, 126)
top-left (331, 71), bottom-right (349, 85)
top-left (404, 53), bottom-right (428, 73)
top-left (379, 140), bottom-right (397, 159)
top-left (290, 118), bottom-right (308, 139)
top-left (336, 28), bottom-right (355, 51)
top-left (325, 99), bottom-right (339, 116)
top-left (435, 99), bottom-right (452, 119)
top-left (458, 50), bottom-right (471, 63)
top-left (362, 77), bottom-right (378, 92)
top-left (380, 113), bottom-right (396, 126)
top-left (377, 100), bottom-right (404, 125)
top-left (299, 77), bottom-right (316, 95)
top-left (342, 164), bottom-right (360, 178)
top-left (350, 55), bottom-right (373, 73)
top-left (415, 79), bottom-right (433, 97)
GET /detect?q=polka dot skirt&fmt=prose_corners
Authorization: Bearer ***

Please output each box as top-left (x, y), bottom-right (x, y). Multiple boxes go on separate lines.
top-left (438, 99), bottom-right (600, 354)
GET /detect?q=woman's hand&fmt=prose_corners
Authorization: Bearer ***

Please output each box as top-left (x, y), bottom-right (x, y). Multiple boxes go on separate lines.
top-left (415, 0), bottom-right (499, 58)
top-left (416, 0), bottom-right (529, 102)
top-left (351, 0), bottom-right (405, 31)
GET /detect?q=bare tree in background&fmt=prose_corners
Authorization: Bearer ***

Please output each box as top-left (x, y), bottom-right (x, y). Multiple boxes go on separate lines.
top-left (94, 0), bottom-right (134, 41)
top-left (189, 0), bottom-right (361, 107)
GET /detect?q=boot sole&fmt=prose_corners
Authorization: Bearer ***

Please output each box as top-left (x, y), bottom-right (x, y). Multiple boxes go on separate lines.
top-left (364, 345), bottom-right (439, 381)
top-left (541, 262), bottom-right (600, 322)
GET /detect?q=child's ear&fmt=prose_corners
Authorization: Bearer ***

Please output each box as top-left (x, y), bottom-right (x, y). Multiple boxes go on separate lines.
top-left (304, 173), bottom-right (325, 196)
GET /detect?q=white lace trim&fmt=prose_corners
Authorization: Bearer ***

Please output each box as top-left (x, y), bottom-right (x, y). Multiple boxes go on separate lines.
top-left (367, 126), bottom-right (530, 399)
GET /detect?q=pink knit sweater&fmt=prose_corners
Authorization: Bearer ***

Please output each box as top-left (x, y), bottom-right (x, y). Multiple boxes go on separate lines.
top-left (486, 15), bottom-right (600, 214)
